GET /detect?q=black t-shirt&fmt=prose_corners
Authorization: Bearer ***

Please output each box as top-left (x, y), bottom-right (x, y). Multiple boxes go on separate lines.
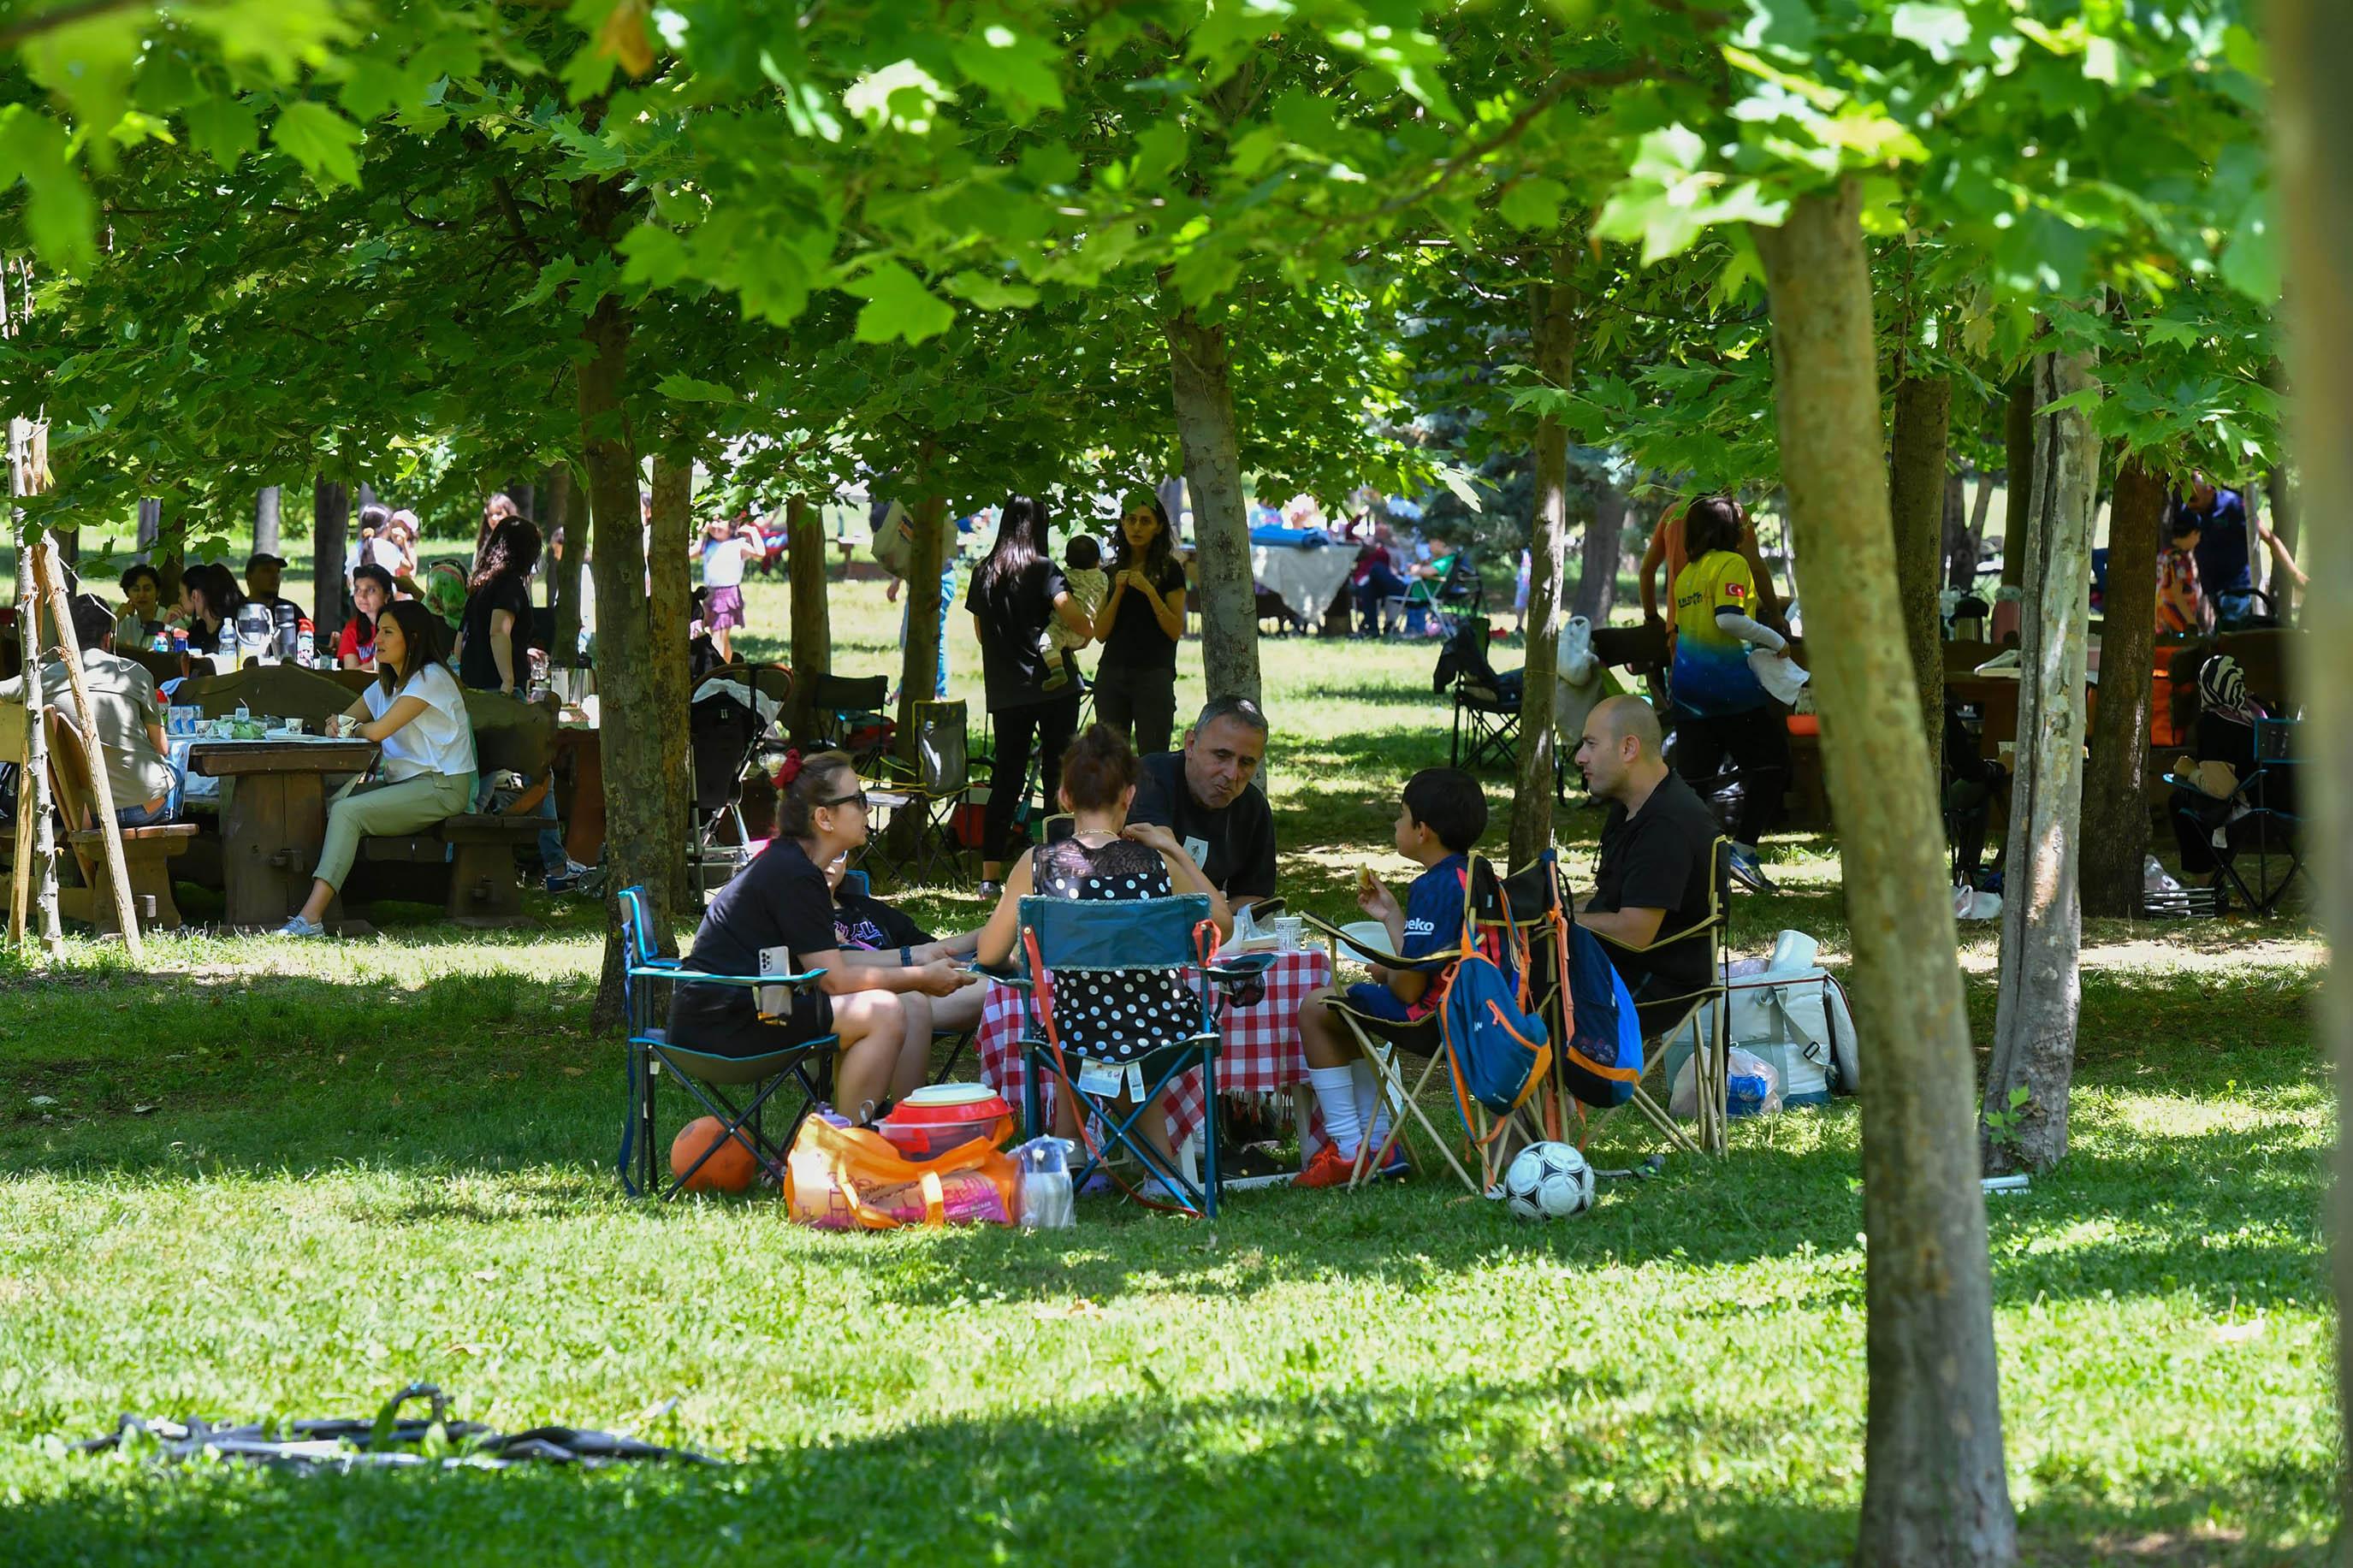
top-left (459, 576), bottom-right (535, 691)
top-left (671, 838), bottom-right (839, 1048)
top-left (1589, 771), bottom-right (1720, 1021)
top-left (833, 885), bottom-right (933, 952)
top-left (1098, 558), bottom-right (1188, 673)
top-left (1129, 748), bottom-right (1277, 900)
top-left (965, 558), bottom-right (1070, 710)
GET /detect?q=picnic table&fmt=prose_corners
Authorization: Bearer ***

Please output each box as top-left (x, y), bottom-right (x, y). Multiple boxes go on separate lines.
top-left (973, 945), bottom-right (1331, 1157)
top-left (1249, 539), bottom-right (1358, 627)
top-left (185, 736), bottom-right (377, 930)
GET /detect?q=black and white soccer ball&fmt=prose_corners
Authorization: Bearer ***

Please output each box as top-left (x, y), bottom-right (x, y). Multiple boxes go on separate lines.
top-left (1502, 1140), bottom-right (1595, 1222)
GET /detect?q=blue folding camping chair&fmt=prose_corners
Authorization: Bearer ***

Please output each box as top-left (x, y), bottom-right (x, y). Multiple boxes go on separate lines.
top-left (615, 884), bottom-right (836, 1199)
top-left (997, 893), bottom-right (1271, 1218)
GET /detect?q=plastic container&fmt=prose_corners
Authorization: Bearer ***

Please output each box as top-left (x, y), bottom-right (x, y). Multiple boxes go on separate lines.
top-left (877, 1084), bottom-right (1014, 1161)
top-left (1014, 1136), bottom-right (1076, 1229)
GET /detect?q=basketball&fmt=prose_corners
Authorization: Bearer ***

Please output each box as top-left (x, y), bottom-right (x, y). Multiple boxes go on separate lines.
top-left (670, 1117), bottom-right (757, 1193)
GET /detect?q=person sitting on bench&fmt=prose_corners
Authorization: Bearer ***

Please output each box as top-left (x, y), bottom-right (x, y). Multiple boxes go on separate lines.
top-left (1572, 695), bottom-right (1720, 1036)
top-left (277, 602), bottom-right (477, 938)
top-left (2, 593), bottom-right (181, 828)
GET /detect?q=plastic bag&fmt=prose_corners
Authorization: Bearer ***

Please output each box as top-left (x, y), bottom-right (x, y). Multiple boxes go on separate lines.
top-left (1669, 1046), bottom-right (1783, 1121)
top-left (785, 1117), bottom-right (1015, 1231)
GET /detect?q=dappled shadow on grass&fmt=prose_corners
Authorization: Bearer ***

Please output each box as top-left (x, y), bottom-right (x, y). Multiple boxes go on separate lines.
top-left (7, 1379), bottom-right (2328, 1565)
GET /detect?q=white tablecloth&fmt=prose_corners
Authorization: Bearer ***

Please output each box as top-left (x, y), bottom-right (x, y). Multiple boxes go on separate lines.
top-left (1251, 543), bottom-right (1357, 623)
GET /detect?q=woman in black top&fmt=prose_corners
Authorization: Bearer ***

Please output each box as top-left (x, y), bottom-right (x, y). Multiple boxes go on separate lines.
top-left (670, 750), bottom-right (978, 1117)
top-left (974, 725), bottom-right (1230, 1164)
top-left (457, 517), bottom-right (541, 695)
top-left (967, 494), bottom-right (1095, 891)
top-left (1089, 491), bottom-right (1189, 756)
top-left (176, 563), bottom-right (243, 657)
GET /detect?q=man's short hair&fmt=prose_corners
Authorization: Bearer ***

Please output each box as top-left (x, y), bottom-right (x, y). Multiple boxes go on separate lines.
top-left (1402, 767), bottom-right (1488, 854)
top-left (118, 564), bottom-right (159, 594)
top-left (69, 593), bottom-right (116, 652)
top-left (1194, 694), bottom-right (1269, 737)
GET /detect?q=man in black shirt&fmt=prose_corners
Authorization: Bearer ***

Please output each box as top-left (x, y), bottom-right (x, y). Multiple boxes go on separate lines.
top-left (1129, 695), bottom-right (1278, 912)
top-left (1572, 695), bottom-right (1722, 1032)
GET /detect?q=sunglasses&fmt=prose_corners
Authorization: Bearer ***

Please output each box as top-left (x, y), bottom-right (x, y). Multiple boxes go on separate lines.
top-left (816, 790), bottom-right (869, 812)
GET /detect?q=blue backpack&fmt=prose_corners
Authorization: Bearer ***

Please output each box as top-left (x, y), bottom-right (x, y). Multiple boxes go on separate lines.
top-left (1437, 860), bottom-right (1553, 1132)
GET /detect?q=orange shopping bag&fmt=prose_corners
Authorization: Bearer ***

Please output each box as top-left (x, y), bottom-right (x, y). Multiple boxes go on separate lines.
top-left (785, 1117), bottom-right (1016, 1231)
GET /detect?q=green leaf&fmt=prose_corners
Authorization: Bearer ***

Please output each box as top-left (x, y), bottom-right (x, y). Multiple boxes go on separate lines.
top-left (0, 106), bottom-right (95, 269)
top-left (949, 24), bottom-right (1063, 124)
top-left (182, 92), bottom-right (260, 170)
top-left (1499, 176), bottom-right (1568, 232)
top-left (2221, 192), bottom-right (2279, 303)
top-left (845, 261), bottom-right (955, 345)
top-left (617, 224), bottom-right (692, 288)
top-left (653, 374), bottom-right (740, 403)
top-left (940, 270), bottom-right (1040, 311)
top-left (1889, 4), bottom-right (1971, 64)
top-left (337, 56), bottom-right (416, 122)
top-left (270, 100), bottom-right (364, 188)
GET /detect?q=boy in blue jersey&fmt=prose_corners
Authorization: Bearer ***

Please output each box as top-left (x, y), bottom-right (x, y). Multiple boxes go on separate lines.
top-left (1292, 767), bottom-right (1492, 1189)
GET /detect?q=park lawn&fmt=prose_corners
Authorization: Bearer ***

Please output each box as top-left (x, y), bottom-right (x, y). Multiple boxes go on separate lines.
top-left (0, 577), bottom-right (2337, 1564)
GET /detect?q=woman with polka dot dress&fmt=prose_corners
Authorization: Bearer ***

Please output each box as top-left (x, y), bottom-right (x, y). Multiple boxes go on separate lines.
top-left (975, 723), bottom-right (1231, 1168)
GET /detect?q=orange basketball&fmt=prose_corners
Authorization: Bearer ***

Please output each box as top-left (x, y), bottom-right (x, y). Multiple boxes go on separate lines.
top-left (669, 1117), bottom-right (757, 1193)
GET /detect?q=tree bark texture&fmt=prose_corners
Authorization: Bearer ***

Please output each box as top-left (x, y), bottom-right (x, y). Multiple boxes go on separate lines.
top-left (1510, 263), bottom-right (1576, 870)
top-left (1572, 485), bottom-right (1627, 628)
top-left (2267, 1), bottom-right (2353, 1525)
top-left (576, 269), bottom-right (670, 1027)
top-left (151, 494), bottom-right (186, 607)
top-left (1165, 304), bottom-right (1260, 705)
top-left (898, 491), bottom-right (949, 752)
top-left (1942, 469), bottom-right (1971, 591)
top-left (2000, 380), bottom-right (2033, 593)
top-left (135, 496), bottom-right (159, 556)
top-left (1965, 472), bottom-right (1994, 583)
top-left (647, 453), bottom-right (696, 910)
top-left (785, 494), bottom-right (832, 743)
top-left (9, 441), bottom-right (61, 953)
top-left (1982, 346), bottom-right (2100, 1174)
top-left (546, 464), bottom-right (580, 661)
top-left (2079, 454), bottom-right (2165, 919)
top-left (311, 479), bottom-right (348, 652)
top-left (254, 486), bottom-right (282, 559)
top-left (1751, 182), bottom-right (2018, 1568)
top-left (1890, 375), bottom-right (1953, 752)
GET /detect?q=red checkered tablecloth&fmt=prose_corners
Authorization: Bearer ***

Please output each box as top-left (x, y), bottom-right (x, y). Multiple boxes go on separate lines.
top-left (975, 947), bottom-right (1331, 1147)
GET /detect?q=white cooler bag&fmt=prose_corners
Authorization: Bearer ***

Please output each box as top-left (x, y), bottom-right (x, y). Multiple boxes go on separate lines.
top-left (1698, 931), bottom-right (1860, 1104)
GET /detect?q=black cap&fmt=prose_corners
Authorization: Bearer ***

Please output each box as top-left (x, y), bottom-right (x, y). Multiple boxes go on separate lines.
top-left (246, 552), bottom-right (286, 570)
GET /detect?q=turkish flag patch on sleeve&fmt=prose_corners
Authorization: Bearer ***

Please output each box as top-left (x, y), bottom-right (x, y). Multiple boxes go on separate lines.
top-left (1723, 582), bottom-right (1747, 600)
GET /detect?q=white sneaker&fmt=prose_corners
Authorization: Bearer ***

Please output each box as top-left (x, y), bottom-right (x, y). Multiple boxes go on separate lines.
top-left (276, 915), bottom-right (326, 938)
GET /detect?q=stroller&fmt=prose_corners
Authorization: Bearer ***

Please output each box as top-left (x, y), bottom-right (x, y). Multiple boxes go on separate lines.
top-left (689, 665), bottom-right (793, 896)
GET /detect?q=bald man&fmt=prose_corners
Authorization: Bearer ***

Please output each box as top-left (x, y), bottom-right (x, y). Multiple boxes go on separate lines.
top-left (1572, 695), bottom-right (1722, 1026)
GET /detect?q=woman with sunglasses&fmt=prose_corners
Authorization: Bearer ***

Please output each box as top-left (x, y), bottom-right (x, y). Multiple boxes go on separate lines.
top-left (669, 749), bottom-right (977, 1121)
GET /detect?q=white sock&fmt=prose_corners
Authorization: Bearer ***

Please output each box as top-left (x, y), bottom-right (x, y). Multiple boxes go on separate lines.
top-left (1348, 1059), bottom-right (1390, 1159)
top-left (1308, 1065), bottom-right (1362, 1158)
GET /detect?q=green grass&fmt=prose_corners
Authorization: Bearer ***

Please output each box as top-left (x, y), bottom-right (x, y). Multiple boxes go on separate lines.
top-left (0, 573), bottom-right (2337, 1564)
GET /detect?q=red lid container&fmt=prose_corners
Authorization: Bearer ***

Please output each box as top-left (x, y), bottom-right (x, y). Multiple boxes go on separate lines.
top-left (879, 1084), bottom-right (1016, 1160)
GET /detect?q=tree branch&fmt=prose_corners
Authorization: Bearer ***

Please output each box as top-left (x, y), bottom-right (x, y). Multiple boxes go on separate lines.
top-left (1378, 61), bottom-right (1661, 216)
top-left (0, 0), bottom-right (145, 50)
top-left (491, 174), bottom-right (545, 269)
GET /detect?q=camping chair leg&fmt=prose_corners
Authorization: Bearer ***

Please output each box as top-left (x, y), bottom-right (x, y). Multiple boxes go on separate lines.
top-left (1199, 1050), bottom-right (1219, 1219)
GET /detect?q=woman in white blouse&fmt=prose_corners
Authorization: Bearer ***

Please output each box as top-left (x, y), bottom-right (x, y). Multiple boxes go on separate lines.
top-left (278, 601), bottom-right (477, 937)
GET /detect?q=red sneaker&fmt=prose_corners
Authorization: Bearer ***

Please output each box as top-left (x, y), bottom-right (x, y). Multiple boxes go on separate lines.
top-left (1292, 1143), bottom-right (1365, 1190)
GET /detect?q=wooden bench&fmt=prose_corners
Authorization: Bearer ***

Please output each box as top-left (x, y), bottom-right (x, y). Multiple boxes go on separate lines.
top-left (175, 663), bottom-right (355, 728)
top-left (44, 707), bottom-right (195, 935)
top-left (347, 689), bottom-right (562, 929)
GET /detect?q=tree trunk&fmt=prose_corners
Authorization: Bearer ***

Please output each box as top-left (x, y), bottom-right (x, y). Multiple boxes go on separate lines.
top-left (311, 479), bottom-right (348, 656)
top-left (2000, 380), bottom-right (2033, 594)
top-left (1751, 181), bottom-right (2018, 1568)
top-left (1510, 262), bottom-right (1576, 868)
top-left (785, 494), bottom-right (832, 743)
top-left (1965, 471), bottom-right (1994, 582)
top-left (1941, 469), bottom-right (1971, 591)
top-left (1573, 486), bottom-right (1626, 629)
top-left (1982, 344), bottom-right (2100, 1174)
top-left (255, 486), bottom-right (282, 558)
top-left (8, 434), bottom-right (60, 954)
top-left (578, 280), bottom-right (670, 1027)
top-left (136, 497), bottom-right (160, 558)
top-left (1889, 375), bottom-right (1953, 751)
top-left (152, 494), bottom-right (186, 607)
top-left (898, 491), bottom-right (948, 747)
top-left (1165, 302), bottom-right (1259, 704)
top-left (2080, 454), bottom-right (2165, 919)
top-left (546, 464), bottom-right (580, 661)
top-left (2266, 9), bottom-right (2353, 1527)
top-left (647, 453), bottom-right (696, 908)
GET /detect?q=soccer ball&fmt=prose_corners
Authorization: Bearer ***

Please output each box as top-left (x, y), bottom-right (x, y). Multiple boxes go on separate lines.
top-left (1502, 1141), bottom-right (1595, 1222)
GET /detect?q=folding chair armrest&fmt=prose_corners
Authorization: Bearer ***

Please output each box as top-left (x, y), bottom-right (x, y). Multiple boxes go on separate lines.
top-left (643, 967), bottom-right (828, 990)
top-left (1299, 912), bottom-right (1445, 971)
top-left (1205, 951), bottom-right (1277, 986)
top-left (971, 960), bottom-right (1030, 989)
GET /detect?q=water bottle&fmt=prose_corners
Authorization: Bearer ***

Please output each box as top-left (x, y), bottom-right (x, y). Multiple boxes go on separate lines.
top-left (236, 604), bottom-right (275, 666)
top-left (1013, 1137), bottom-right (1076, 1230)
